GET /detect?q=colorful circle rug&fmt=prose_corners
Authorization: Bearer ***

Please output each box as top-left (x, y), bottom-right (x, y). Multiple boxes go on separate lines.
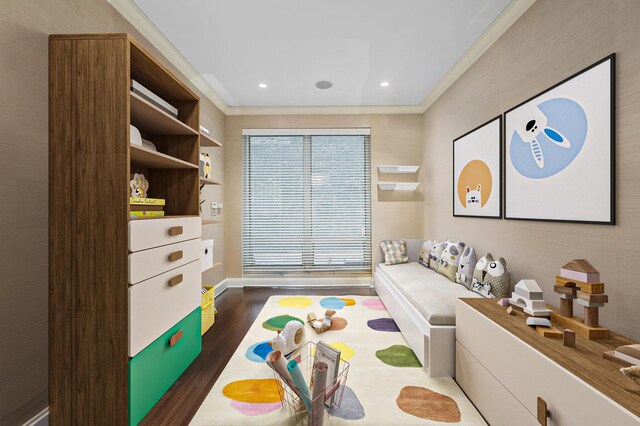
top-left (191, 295), bottom-right (485, 425)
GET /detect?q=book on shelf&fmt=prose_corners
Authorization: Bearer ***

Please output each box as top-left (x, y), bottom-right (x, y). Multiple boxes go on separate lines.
top-left (128, 204), bottom-right (163, 211)
top-left (131, 79), bottom-right (178, 118)
top-left (130, 197), bottom-right (165, 206)
top-left (130, 210), bottom-right (165, 218)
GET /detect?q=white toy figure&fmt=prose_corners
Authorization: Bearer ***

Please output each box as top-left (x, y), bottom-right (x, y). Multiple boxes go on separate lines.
top-left (455, 246), bottom-right (477, 288)
top-left (509, 279), bottom-right (552, 317)
top-left (270, 321), bottom-right (305, 355)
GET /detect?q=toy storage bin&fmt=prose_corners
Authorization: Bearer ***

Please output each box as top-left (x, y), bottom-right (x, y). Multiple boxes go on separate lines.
top-left (201, 239), bottom-right (214, 272)
top-left (271, 341), bottom-right (350, 425)
top-left (201, 286), bottom-right (215, 335)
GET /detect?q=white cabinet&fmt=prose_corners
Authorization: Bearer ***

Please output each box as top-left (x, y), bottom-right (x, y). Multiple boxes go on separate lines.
top-left (455, 300), bottom-right (640, 426)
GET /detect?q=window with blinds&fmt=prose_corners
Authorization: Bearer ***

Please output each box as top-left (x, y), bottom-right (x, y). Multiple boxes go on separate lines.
top-left (242, 129), bottom-right (371, 274)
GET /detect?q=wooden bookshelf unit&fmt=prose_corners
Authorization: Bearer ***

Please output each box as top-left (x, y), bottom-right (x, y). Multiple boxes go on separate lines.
top-left (49, 33), bottom-right (204, 425)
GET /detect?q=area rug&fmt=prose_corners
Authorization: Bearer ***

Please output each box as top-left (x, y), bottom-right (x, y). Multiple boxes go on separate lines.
top-left (191, 295), bottom-right (486, 425)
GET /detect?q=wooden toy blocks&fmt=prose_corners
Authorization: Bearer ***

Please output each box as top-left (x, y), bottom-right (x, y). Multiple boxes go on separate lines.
top-left (509, 279), bottom-right (551, 317)
top-left (552, 259), bottom-right (609, 340)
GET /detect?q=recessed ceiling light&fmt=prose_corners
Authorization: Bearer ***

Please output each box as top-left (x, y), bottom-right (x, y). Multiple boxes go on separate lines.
top-left (258, 83), bottom-right (268, 88)
top-left (315, 80), bottom-right (333, 90)
top-left (380, 81), bottom-right (390, 87)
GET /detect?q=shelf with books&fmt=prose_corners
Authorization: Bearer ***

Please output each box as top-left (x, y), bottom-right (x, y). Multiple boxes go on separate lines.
top-left (130, 144), bottom-right (198, 170)
top-left (130, 91), bottom-right (198, 136)
top-left (199, 176), bottom-right (221, 185)
top-left (200, 133), bottom-right (223, 148)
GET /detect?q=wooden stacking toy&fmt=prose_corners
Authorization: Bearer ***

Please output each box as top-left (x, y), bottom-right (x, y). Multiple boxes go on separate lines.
top-left (551, 259), bottom-right (609, 340)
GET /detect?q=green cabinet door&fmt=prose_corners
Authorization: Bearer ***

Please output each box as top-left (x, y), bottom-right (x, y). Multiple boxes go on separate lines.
top-left (129, 307), bottom-right (202, 426)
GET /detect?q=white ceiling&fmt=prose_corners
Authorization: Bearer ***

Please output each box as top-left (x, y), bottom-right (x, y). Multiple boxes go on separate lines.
top-left (132, 0), bottom-right (512, 108)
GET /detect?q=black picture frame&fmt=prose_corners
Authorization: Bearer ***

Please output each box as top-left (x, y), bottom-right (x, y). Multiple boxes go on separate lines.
top-left (452, 115), bottom-right (503, 219)
top-left (503, 53), bottom-right (615, 225)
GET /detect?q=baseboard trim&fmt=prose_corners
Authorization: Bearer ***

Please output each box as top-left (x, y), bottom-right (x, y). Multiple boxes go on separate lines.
top-left (222, 277), bottom-right (373, 289)
top-left (213, 280), bottom-right (229, 298)
top-left (23, 407), bottom-right (48, 426)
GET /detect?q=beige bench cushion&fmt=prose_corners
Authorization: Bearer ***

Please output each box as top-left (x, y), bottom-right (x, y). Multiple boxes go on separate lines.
top-left (379, 262), bottom-right (481, 325)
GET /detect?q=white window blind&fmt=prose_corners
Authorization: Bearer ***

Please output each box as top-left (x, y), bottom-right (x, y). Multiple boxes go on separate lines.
top-left (242, 131), bottom-right (371, 274)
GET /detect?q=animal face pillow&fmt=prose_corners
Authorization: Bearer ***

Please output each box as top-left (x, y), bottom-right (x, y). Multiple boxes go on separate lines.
top-left (437, 241), bottom-right (465, 282)
top-left (418, 240), bottom-right (433, 268)
top-left (455, 246), bottom-right (477, 288)
top-left (428, 241), bottom-right (445, 270)
top-left (472, 254), bottom-right (511, 298)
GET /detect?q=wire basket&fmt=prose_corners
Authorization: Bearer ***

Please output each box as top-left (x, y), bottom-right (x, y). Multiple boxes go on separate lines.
top-left (270, 341), bottom-right (350, 425)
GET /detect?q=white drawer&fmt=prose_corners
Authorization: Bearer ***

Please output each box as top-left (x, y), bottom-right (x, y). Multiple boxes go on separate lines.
top-left (128, 217), bottom-right (201, 252)
top-left (456, 300), bottom-right (640, 425)
top-left (456, 342), bottom-right (537, 426)
top-left (128, 260), bottom-right (201, 357)
top-left (128, 238), bottom-right (201, 285)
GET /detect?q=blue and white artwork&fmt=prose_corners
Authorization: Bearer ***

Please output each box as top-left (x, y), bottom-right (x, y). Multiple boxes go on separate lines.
top-left (505, 55), bottom-right (614, 223)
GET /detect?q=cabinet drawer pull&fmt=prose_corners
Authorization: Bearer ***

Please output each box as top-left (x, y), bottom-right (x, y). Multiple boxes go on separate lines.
top-left (169, 226), bottom-right (183, 236)
top-left (169, 329), bottom-right (183, 347)
top-left (168, 274), bottom-right (183, 287)
top-left (537, 397), bottom-right (549, 426)
top-left (168, 250), bottom-right (183, 262)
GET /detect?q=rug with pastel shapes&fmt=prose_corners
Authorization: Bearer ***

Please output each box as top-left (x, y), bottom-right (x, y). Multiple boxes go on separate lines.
top-left (191, 296), bottom-right (486, 425)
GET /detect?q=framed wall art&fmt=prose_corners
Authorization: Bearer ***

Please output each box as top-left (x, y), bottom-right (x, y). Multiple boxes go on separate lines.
top-left (453, 116), bottom-right (502, 218)
top-left (504, 54), bottom-right (615, 224)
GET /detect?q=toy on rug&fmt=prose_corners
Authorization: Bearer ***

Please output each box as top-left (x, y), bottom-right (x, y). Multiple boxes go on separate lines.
top-left (621, 366), bottom-right (640, 385)
top-left (509, 279), bottom-right (551, 317)
top-left (269, 320), bottom-right (305, 355)
top-left (129, 173), bottom-right (149, 198)
top-left (306, 310), bottom-right (336, 334)
top-left (551, 259), bottom-right (609, 340)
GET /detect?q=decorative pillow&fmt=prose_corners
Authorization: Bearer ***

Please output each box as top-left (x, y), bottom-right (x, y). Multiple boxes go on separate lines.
top-left (428, 241), bottom-right (445, 270)
top-left (471, 253), bottom-right (511, 298)
top-left (437, 241), bottom-right (465, 282)
top-left (455, 246), bottom-right (477, 289)
top-left (380, 240), bottom-right (409, 265)
top-left (418, 240), bottom-right (433, 268)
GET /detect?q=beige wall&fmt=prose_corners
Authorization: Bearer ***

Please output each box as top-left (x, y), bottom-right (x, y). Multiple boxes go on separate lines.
top-left (0, 0), bottom-right (225, 423)
top-left (422, 0), bottom-right (640, 340)
top-left (224, 114), bottom-right (424, 278)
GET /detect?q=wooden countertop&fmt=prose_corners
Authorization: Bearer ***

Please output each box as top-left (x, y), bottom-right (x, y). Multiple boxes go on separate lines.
top-left (460, 298), bottom-right (640, 418)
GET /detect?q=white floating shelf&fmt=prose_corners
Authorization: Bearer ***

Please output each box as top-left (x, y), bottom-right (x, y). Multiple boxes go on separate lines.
top-left (378, 182), bottom-right (419, 191)
top-left (378, 165), bottom-right (420, 174)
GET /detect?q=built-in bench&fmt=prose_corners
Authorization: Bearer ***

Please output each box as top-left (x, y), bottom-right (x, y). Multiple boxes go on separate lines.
top-left (374, 239), bottom-right (481, 377)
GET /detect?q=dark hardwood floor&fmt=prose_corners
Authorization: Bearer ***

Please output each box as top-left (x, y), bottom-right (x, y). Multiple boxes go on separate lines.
top-left (141, 286), bottom-right (376, 426)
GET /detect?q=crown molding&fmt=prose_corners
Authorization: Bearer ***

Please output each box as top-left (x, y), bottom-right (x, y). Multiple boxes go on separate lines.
top-left (418, 0), bottom-right (536, 111)
top-left (107, 0), bottom-right (535, 116)
top-left (225, 104), bottom-right (425, 116)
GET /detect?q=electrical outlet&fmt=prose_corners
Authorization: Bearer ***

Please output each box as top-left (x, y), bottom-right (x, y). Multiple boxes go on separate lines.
top-left (218, 202), bottom-right (223, 209)
top-left (211, 201), bottom-right (218, 209)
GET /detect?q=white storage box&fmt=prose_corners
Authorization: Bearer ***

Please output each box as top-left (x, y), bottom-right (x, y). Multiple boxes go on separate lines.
top-left (201, 239), bottom-right (214, 272)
